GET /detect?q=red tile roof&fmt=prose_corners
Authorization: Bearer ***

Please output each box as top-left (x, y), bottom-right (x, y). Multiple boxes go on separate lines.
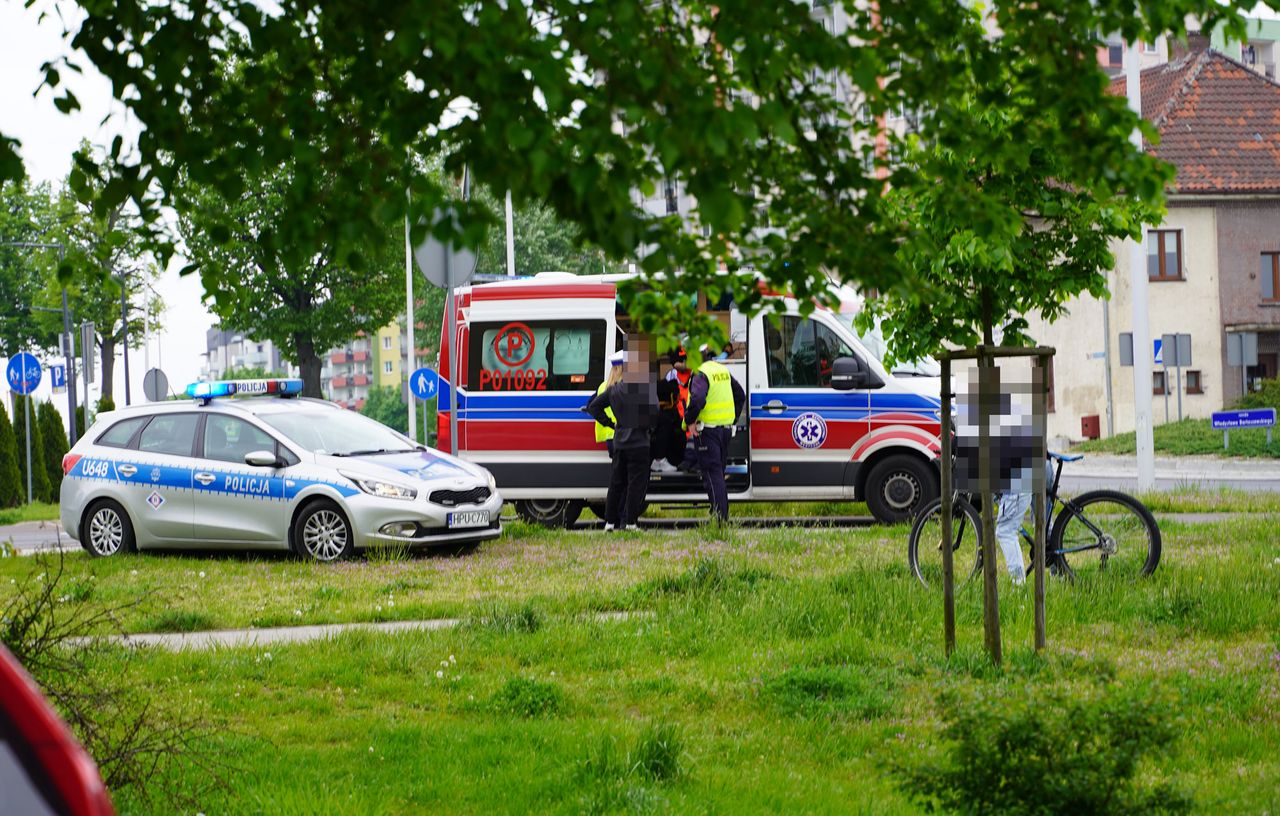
top-left (1109, 50), bottom-right (1280, 195)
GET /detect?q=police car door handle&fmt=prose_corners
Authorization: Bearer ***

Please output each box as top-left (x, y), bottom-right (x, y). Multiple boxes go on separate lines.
top-left (118, 465), bottom-right (137, 477)
top-left (763, 400), bottom-right (788, 412)
top-left (194, 472), bottom-right (216, 486)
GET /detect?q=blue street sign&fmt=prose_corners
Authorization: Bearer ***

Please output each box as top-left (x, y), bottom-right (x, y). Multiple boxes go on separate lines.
top-left (50, 364), bottom-right (66, 391)
top-left (409, 367), bottom-right (440, 400)
top-left (1153, 338), bottom-right (1162, 365)
top-left (1211, 408), bottom-right (1276, 430)
top-left (6, 353), bottom-right (42, 395)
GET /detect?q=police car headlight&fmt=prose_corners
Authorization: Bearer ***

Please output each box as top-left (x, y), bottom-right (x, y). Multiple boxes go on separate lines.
top-left (342, 473), bottom-right (418, 501)
top-left (485, 471), bottom-right (496, 490)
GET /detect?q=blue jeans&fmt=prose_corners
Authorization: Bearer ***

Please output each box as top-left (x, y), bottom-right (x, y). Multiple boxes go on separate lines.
top-left (994, 460), bottom-right (1055, 582)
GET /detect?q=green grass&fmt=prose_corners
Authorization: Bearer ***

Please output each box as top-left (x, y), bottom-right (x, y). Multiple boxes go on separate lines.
top-left (1075, 418), bottom-right (1280, 458)
top-left (0, 501), bottom-right (61, 525)
top-left (3, 516), bottom-right (1278, 813)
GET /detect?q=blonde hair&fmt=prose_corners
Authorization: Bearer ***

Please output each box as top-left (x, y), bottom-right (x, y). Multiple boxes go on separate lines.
top-left (605, 364), bottom-right (623, 388)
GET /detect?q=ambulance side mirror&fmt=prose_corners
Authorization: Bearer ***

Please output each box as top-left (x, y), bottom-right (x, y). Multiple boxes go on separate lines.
top-left (830, 356), bottom-right (880, 390)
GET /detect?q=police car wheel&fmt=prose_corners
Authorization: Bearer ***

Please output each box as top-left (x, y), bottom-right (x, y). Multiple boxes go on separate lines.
top-left (293, 501), bottom-right (355, 562)
top-left (81, 500), bottom-right (136, 557)
top-left (865, 455), bottom-right (938, 525)
top-left (514, 499), bottom-right (583, 528)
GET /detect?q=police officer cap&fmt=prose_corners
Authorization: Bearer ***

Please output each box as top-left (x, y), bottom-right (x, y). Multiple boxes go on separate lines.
top-left (609, 351), bottom-right (625, 366)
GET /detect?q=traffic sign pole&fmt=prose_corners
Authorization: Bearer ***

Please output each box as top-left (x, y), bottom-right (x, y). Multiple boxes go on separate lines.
top-left (7, 352), bottom-right (43, 504)
top-left (24, 393), bottom-right (31, 504)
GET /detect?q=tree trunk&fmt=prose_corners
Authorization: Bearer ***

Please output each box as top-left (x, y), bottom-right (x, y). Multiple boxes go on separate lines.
top-left (98, 337), bottom-right (116, 408)
top-left (296, 335), bottom-right (323, 398)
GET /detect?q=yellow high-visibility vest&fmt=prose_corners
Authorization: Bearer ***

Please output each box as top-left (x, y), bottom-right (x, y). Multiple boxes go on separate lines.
top-left (697, 360), bottom-right (736, 427)
top-left (594, 382), bottom-right (616, 443)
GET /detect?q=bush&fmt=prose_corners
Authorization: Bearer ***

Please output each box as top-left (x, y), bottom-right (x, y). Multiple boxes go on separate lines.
top-left (1234, 376), bottom-right (1280, 412)
top-left (893, 686), bottom-right (1192, 815)
top-left (96, 395), bottom-right (115, 413)
top-left (37, 401), bottom-right (69, 500)
top-left (11, 395), bottom-right (52, 504)
top-left (0, 401), bottom-right (21, 508)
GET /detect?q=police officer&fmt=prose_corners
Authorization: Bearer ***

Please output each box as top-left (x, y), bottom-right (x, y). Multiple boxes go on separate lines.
top-left (593, 351), bottom-right (625, 456)
top-left (684, 355), bottom-right (745, 523)
top-left (585, 337), bottom-right (658, 531)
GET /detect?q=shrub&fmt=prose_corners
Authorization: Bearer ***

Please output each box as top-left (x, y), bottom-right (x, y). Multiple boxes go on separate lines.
top-left (0, 401), bottom-right (21, 508)
top-left (37, 400), bottom-right (69, 501)
top-left (11, 394), bottom-right (51, 504)
top-left (1234, 376), bottom-right (1280, 412)
top-left (893, 686), bottom-right (1192, 815)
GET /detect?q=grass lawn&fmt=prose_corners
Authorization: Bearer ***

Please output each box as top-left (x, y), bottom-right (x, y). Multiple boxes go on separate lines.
top-left (3, 514), bottom-right (1279, 814)
top-left (0, 500), bottom-right (61, 525)
top-left (1075, 418), bottom-right (1280, 458)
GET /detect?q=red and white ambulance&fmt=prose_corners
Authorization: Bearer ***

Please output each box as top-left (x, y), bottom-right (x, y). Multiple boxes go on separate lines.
top-left (437, 273), bottom-right (942, 525)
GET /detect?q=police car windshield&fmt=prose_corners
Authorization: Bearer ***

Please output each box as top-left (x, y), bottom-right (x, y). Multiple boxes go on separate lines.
top-left (259, 410), bottom-right (417, 456)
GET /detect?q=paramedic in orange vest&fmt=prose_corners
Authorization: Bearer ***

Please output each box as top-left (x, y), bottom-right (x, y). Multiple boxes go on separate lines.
top-left (684, 356), bottom-right (745, 523)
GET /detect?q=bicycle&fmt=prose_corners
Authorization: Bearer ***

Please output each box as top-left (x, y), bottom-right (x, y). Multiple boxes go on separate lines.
top-left (907, 452), bottom-right (1162, 588)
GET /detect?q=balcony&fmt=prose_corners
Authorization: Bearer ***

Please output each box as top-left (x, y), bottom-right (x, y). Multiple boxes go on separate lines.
top-left (353, 374), bottom-right (371, 387)
top-left (330, 352), bottom-right (350, 365)
top-left (331, 375), bottom-right (349, 388)
top-left (352, 350), bottom-right (370, 362)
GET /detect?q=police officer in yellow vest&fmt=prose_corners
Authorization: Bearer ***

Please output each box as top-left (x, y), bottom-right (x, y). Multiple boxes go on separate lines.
top-left (685, 356), bottom-right (745, 522)
top-left (594, 351), bottom-right (625, 454)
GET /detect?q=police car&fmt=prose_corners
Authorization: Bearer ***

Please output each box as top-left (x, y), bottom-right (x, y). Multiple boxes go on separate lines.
top-left (59, 379), bottom-right (503, 561)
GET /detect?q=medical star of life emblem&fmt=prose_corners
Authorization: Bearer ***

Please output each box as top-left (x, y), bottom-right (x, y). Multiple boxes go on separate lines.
top-left (146, 491), bottom-right (165, 510)
top-left (791, 412), bottom-right (827, 449)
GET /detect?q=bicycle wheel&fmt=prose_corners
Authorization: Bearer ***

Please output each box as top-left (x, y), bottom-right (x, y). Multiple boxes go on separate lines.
top-left (1048, 490), bottom-right (1161, 580)
top-left (908, 496), bottom-right (983, 590)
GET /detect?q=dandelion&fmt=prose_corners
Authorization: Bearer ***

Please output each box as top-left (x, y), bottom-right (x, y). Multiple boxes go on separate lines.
top-left (436, 670), bottom-right (444, 679)
top-left (199, 571), bottom-right (206, 578)
top-left (294, 609), bottom-right (302, 617)
top-left (388, 600), bottom-right (395, 607)
top-left (376, 605), bottom-right (383, 612)
top-left (263, 652), bottom-right (272, 661)
top-left (441, 659), bottom-right (449, 667)
top-left (130, 570), bottom-right (138, 576)
top-left (368, 746), bottom-right (374, 753)
top-left (449, 655), bottom-right (456, 664)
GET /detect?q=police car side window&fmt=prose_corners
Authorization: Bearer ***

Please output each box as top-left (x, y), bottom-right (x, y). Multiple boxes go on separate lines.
top-left (97, 417), bottom-right (149, 448)
top-left (203, 416), bottom-right (280, 464)
top-left (134, 414), bottom-right (200, 457)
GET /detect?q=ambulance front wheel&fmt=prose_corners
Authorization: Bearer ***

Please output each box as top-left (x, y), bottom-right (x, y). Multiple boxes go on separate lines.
top-left (864, 455), bottom-right (938, 525)
top-left (515, 499), bottom-right (584, 528)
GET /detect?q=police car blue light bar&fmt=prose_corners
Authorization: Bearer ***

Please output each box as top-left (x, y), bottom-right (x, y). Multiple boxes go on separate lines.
top-left (186, 379), bottom-right (304, 400)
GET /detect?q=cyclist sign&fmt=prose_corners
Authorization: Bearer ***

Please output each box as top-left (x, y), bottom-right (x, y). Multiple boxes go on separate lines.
top-left (6, 353), bottom-right (42, 395)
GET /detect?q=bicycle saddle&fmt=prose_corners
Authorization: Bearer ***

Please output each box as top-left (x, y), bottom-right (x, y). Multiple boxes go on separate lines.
top-left (1048, 451), bottom-right (1084, 462)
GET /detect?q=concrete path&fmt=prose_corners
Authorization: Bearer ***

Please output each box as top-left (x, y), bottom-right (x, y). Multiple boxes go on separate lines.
top-left (0, 520), bottom-right (77, 555)
top-left (99, 610), bottom-right (640, 652)
top-left (1059, 453), bottom-right (1280, 493)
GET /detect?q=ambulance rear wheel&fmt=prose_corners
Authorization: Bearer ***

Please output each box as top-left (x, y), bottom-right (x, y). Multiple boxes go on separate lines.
top-left (864, 455), bottom-right (938, 525)
top-left (515, 499), bottom-right (584, 528)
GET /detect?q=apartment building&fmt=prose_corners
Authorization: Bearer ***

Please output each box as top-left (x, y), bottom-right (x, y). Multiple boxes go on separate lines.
top-left (1028, 49), bottom-right (1280, 444)
top-left (201, 329), bottom-right (297, 380)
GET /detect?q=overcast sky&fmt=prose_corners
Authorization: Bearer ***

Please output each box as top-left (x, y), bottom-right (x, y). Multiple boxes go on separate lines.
top-left (2, 0), bottom-right (1278, 417)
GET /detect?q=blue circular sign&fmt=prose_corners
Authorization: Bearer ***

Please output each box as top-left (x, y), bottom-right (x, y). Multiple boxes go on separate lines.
top-left (6, 353), bottom-right (42, 396)
top-left (410, 367), bottom-right (440, 400)
top-left (791, 412), bottom-right (828, 449)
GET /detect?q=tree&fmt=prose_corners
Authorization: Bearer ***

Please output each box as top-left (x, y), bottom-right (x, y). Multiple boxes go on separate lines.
top-left (18, 0), bottom-right (1254, 349)
top-left (0, 178), bottom-right (63, 357)
top-left (221, 366), bottom-right (286, 380)
top-left (864, 83), bottom-right (1161, 362)
top-left (360, 385), bottom-right (409, 435)
top-left (10, 395), bottom-right (52, 505)
top-left (37, 401), bottom-right (69, 502)
top-left (472, 189), bottom-right (611, 278)
top-left (0, 401), bottom-right (21, 508)
top-left (175, 162), bottom-right (404, 397)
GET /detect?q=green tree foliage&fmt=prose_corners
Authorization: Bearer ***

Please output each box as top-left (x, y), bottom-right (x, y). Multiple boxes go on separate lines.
top-left (221, 366), bottom-right (285, 380)
top-left (894, 688), bottom-right (1192, 814)
top-left (10, 395), bottom-right (52, 504)
top-left (360, 385), bottom-right (409, 435)
top-left (865, 84), bottom-right (1161, 363)
top-left (473, 189), bottom-right (611, 278)
top-left (18, 1), bottom-right (1254, 350)
top-left (0, 178), bottom-right (63, 356)
top-left (0, 401), bottom-right (22, 508)
top-left (37, 401), bottom-right (69, 501)
top-left (175, 163), bottom-right (403, 397)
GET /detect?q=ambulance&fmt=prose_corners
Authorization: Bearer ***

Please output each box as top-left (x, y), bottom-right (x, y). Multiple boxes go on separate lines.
top-left (436, 273), bottom-right (942, 526)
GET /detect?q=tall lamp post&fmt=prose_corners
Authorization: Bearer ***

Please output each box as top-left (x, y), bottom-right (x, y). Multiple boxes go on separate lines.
top-left (2, 241), bottom-right (79, 445)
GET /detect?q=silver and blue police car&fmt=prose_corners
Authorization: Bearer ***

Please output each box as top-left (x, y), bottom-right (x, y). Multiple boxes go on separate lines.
top-left (59, 379), bottom-right (503, 561)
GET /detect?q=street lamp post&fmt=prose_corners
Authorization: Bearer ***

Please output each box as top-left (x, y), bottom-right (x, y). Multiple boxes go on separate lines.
top-left (115, 273), bottom-right (132, 406)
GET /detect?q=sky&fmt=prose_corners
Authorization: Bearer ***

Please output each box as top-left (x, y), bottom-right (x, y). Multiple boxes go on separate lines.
top-left (0, 0), bottom-right (213, 418)
top-left (1, 0), bottom-right (1278, 422)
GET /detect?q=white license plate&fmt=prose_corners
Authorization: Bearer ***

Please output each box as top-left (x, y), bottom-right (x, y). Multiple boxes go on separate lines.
top-left (448, 510), bottom-right (489, 528)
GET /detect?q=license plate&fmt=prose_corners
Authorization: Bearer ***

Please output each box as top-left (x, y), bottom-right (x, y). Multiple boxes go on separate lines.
top-left (448, 510), bottom-right (489, 528)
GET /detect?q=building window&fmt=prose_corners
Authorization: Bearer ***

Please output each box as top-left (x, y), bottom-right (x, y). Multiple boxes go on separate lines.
top-left (1142, 39), bottom-right (1158, 54)
top-left (1153, 371), bottom-right (1167, 395)
top-left (1108, 44), bottom-right (1124, 66)
top-left (1185, 370), bottom-right (1203, 394)
top-left (1147, 230), bottom-right (1183, 281)
top-left (1262, 252), bottom-right (1280, 302)
top-left (382, 336), bottom-right (392, 349)
top-left (383, 361), bottom-right (393, 374)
